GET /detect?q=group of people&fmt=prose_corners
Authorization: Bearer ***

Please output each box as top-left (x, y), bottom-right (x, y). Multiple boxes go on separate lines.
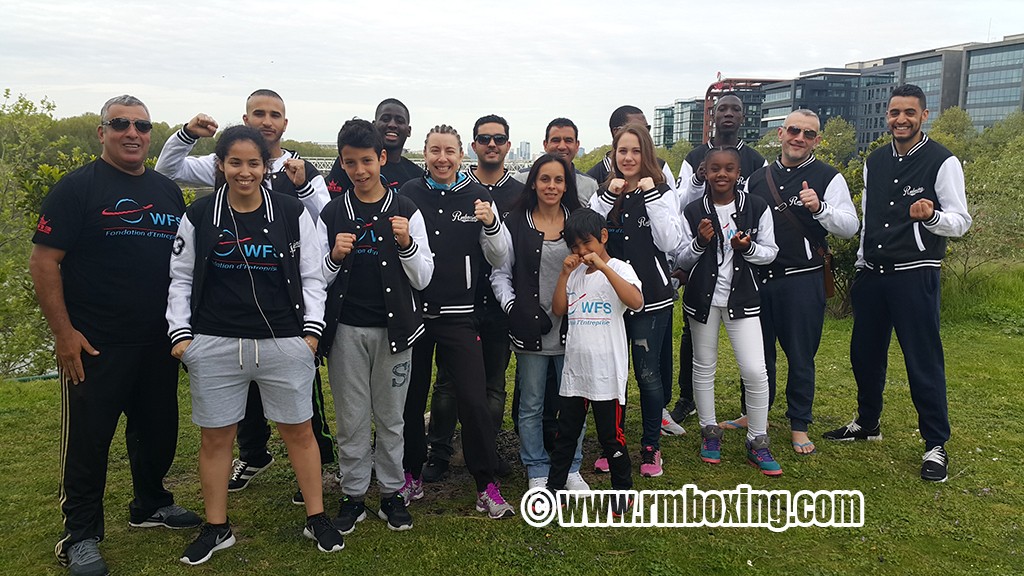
top-left (30, 83), bottom-right (971, 576)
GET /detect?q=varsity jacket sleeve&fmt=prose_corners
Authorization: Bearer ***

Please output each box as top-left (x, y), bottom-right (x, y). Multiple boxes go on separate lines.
top-left (646, 185), bottom-right (683, 254)
top-left (298, 208), bottom-right (327, 339)
top-left (675, 210), bottom-right (703, 272)
top-left (315, 214), bottom-right (341, 287)
top-left (479, 209), bottom-right (509, 269)
top-left (813, 172), bottom-right (860, 239)
top-left (400, 209), bottom-right (434, 291)
top-left (589, 187), bottom-right (613, 216)
top-left (743, 204), bottom-right (779, 266)
top-left (856, 162), bottom-right (869, 266)
top-left (489, 225), bottom-right (516, 312)
top-left (154, 127), bottom-right (217, 186)
top-left (166, 212), bottom-right (197, 345)
top-left (677, 159), bottom-right (704, 211)
top-left (924, 156), bottom-right (972, 237)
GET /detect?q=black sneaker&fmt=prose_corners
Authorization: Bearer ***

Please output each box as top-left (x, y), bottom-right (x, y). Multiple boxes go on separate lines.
top-left (227, 456), bottom-right (274, 492)
top-left (180, 523), bottom-right (235, 566)
top-left (921, 446), bottom-right (949, 482)
top-left (669, 398), bottom-right (697, 424)
top-left (129, 504), bottom-right (202, 529)
top-left (333, 495), bottom-right (366, 535)
top-left (610, 494), bottom-right (634, 518)
top-left (303, 513), bottom-right (344, 552)
top-left (421, 457), bottom-right (449, 483)
top-left (822, 420), bottom-right (882, 441)
top-left (378, 493), bottom-right (414, 531)
top-left (292, 489), bottom-right (304, 506)
top-left (66, 537), bottom-right (108, 576)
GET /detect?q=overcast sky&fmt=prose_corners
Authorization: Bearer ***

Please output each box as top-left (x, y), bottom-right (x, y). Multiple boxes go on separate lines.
top-left (3, 0), bottom-right (1022, 153)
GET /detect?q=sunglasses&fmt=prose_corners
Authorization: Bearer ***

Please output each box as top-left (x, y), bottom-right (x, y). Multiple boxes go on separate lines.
top-left (102, 118), bottom-right (154, 133)
top-left (784, 126), bottom-right (818, 139)
top-left (475, 134), bottom-right (509, 146)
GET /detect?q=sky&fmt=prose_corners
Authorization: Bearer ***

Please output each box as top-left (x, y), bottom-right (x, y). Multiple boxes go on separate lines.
top-left (2, 0), bottom-right (1022, 154)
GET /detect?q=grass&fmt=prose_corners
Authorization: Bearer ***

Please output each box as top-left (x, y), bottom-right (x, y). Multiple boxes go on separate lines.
top-left (4, 271), bottom-right (1023, 575)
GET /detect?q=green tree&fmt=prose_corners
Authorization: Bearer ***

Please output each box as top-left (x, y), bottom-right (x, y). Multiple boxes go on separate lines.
top-left (574, 144), bottom-right (611, 174)
top-left (752, 128), bottom-right (780, 161)
top-left (656, 139), bottom-right (692, 178)
top-left (929, 106), bottom-right (974, 161)
top-left (816, 116), bottom-right (857, 166)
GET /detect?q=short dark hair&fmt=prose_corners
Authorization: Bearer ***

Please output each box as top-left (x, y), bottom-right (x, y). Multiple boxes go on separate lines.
top-left (473, 114), bottom-right (509, 138)
top-left (563, 207), bottom-right (605, 248)
top-left (545, 117), bottom-right (578, 141)
top-left (609, 105), bottom-right (643, 131)
top-left (248, 89), bottom-right (284, 102)
top-left (890, 84), bottom-right (927, 110)
top-left (376, 98), bottom-right (410, 120)
top-left (337, 118), bottom-right (383, 156)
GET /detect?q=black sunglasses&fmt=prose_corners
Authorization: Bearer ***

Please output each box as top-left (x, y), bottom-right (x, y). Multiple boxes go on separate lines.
top-left (102, 117), bottom-right (154, 133)
top-left (784, 126), bottom-right (818, 139)
top-left (475, 134), bottom-right (509, 146)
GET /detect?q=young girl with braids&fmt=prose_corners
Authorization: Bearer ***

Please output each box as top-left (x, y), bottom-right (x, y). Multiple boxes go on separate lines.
top-left (675, 146), bottom-right (783, 476)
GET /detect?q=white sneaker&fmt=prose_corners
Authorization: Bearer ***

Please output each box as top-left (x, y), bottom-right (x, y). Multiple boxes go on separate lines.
top-left (527, 477), bottom-right (548, 490)
top-left (661, 408), bottom-right (686, 436)
top-left (565, 471), bottom-right (590, 491)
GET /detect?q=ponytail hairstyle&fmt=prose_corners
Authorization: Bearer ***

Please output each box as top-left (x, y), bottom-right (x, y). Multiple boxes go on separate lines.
top-left (424, 124), bottom-right (462, 149)
top-left (213, 125), bottom-right (271, 191)
top-left (703, 146), bottom-right (742, 265)
top-left (512, 154), bottom-right (581, 214)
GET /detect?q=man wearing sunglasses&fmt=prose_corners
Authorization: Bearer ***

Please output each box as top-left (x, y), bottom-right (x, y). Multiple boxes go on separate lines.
top-left (155, 89), bottom-right (335, 505)
top-left (31, 95), bottom-right (200, 576)
top-left (745, 109), bottom-right (859, 456)
top-left (420, 115), bottom-right (524, 482)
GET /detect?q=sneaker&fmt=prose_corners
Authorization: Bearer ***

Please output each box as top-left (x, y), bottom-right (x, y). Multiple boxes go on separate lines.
top-left (67, 537), bottom-right (108, 576)
top-left (640, 446), bottom-right (664, 477)
top-left (180, 523), bottom-right (235, 566)
top-left (292, 489), bottom-right (304, 506)
top-left (378, 494), bottom-right (414, 531)
top-left (527, 477), bottom-right (548, 490)
top-left (227, 456), bottom-right (274, 492)
top-left (661, 408), bottom-right (686, 436)
top-left (746, 435), bottom-right (783, 477)
top-left (304, 513), bottom-right (344, 552)
top-left (700, 425), bottom-right (724, 464)
top-left (397, 472), bottom-right (424, 503)
top-left (565, 471), bottom-right (590, 491)
top-left (333, 495), bottom-right (366, 535)
top-left (129, 504), bottom-right (202, 529)
top-left (593, 457), bottom-right (609, 473)
top-left (475, 482), bottom-right (515, 519)
top-left (669, 398), bottom-right (697, 424)
top-left (421, 457), bottom-right (449, 483)
top-left (610, 494), bottom-right (634, 518)
top-left (822, 420), bottom-right (882, 441)
top-left (921, 446), bottom-right (949, 482)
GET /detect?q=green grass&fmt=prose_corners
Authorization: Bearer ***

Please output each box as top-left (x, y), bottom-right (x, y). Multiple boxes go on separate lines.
top-left (3, 301), bottom-right (1023, 574)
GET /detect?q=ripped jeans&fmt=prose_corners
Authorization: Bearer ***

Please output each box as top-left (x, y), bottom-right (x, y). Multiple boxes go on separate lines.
top-left (626, 307), bottom-right (673, 449)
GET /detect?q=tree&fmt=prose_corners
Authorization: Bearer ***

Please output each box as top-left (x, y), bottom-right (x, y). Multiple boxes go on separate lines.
top-left (752, 129), bottom-right (780, 161)
top-left (929, 106), bottom-right (974, 162)
top-left (656, 139), bottom-right (693, 177)
top-left (573, 144), bottom-right (611, 174)
top-left (816, 116), bottom-right (857, 166)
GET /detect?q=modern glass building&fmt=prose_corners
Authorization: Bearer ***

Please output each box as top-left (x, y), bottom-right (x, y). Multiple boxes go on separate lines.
top-left (653, 105), bottom-right (675, 147)
top-left (962, 35), bottom-right (1024, 130)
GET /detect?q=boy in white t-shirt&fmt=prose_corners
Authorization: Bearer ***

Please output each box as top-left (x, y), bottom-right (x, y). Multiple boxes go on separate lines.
top-left (546, 208), bottom-right (643, 511)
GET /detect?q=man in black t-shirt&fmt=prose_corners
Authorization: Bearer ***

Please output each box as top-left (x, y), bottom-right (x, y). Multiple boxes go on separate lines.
top-left (325, 98), bottom-right (422, 194)
top-left (30, 95), bottom-right (200, 576)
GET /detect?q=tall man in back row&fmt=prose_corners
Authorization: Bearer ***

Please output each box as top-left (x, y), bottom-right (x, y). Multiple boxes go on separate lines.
top-left (824, 84), bottom-right (972, 483)
top-left (155, 89), bottom-right (334, 502)
top-left (31, 95), bottom-right (201, 576)
top-left (325, 98), bottom-right (422, 194)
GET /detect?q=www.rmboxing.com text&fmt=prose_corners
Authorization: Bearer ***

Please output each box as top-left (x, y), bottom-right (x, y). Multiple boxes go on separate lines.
top-left (520, 485), bottom-right (864, 531)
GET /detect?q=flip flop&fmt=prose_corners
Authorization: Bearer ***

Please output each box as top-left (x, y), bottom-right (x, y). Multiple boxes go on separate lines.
top-left (720, 419), bottom-right (747, 430)
top-left (792, 440), bottom-right (817, 455)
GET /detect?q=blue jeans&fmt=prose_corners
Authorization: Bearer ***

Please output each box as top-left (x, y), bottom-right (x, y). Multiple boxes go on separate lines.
top-left (627, 307), bottom-right (673, 449)
top-left (516, 353), bottom-right (582, 479)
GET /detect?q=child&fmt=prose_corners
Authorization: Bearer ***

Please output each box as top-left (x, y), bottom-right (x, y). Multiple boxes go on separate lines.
top-left (317, 119), bottom-right (433, 533)
top-left (676, 146), bottom-right (782, 476)
top-left (167, 126), bottom-right (343, 565)
top-left (398, 125), bottom-right (514, 519)
top-left (547, 208), bottom-right (643, 513)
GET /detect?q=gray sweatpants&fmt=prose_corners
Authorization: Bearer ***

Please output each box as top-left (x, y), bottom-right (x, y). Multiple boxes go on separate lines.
top-left (327, 324), bottom-right (411, 496)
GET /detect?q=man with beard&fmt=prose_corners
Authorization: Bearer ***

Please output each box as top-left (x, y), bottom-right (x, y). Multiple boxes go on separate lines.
top-left (823, 84), bottom-right (971, 483)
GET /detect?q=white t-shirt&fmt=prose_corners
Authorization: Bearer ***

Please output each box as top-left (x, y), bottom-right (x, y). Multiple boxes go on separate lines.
top-left (560, 258), bottom-right (643, 404)
top-left (712, 201), bottom-right (738, 307)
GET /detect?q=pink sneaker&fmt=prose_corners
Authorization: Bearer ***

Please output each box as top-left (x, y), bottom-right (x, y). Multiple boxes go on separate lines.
top-left (475, 482), bottom-right (515, 519)
top-left (593, 457), bottom-right (609, 473)
top-left (639, 446), bottom-right (663, 477)
top-left (398, 472), bottom-right (423, 503)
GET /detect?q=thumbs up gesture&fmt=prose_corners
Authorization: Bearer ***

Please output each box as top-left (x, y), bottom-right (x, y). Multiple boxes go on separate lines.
top-left (798, 181), bottom-right (821, 214)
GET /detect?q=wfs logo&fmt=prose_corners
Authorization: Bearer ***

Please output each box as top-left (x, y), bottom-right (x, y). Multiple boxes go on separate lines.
top-left (567, 291), bottom-right (612, 315)
top-left (214, 229), bottom-right (275, 259)
top-left (101, 198), bottom-right (179, 227)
